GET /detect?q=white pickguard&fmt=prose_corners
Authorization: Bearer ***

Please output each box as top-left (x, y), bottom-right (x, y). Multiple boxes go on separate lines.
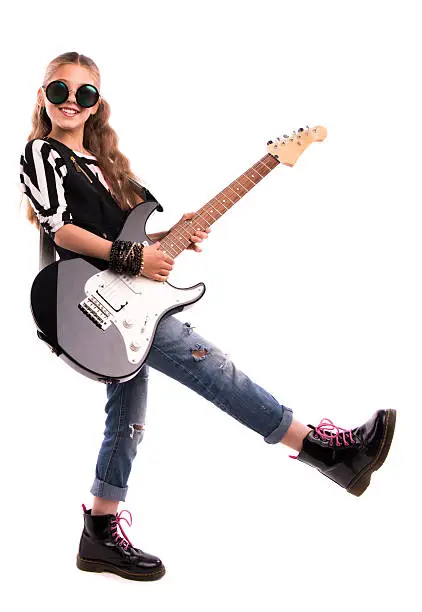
top-left (82, 269), bottom-right (204, 364)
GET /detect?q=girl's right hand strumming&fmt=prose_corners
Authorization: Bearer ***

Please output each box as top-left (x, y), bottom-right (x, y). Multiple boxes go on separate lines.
top-left (141, 242), bottom-right (174, 282)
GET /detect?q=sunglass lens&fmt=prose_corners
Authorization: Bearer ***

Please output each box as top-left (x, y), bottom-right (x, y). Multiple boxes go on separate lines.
top-left (45, 80), bottom-right (68, 104)
top-left (76, 84), bottom-right (99, 108)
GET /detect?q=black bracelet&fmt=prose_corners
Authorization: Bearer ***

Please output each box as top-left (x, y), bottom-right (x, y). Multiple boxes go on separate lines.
top-left (109, 239), bottom-right (145, 276)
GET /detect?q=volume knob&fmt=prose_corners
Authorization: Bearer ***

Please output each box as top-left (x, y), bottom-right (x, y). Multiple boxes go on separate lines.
top-left (123, 318), bottom-right (135, 329)
top-left (130, 340), bottom-right (141, 352)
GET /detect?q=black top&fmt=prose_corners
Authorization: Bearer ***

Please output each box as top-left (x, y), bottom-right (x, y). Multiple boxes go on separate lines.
top-left (20, 136), bottom-right (158, 270)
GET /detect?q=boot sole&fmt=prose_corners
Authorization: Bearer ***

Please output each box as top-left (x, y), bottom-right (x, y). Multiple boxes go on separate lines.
top-left (76, 554), bottom-right (166, 581)
top-left (346, 408), bottom-right (396, 497)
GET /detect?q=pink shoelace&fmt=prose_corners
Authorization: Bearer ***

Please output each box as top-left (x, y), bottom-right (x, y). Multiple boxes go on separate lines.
top-left (289, 417), bottom-right (356, 459)
top-left (82, 504), bottom-right (134, 550)
top-left (110, 509), bottom-right (134, 550)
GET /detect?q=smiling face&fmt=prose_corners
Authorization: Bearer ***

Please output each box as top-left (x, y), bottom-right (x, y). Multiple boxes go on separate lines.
top-left (38, 63), bottom-right (101, 133)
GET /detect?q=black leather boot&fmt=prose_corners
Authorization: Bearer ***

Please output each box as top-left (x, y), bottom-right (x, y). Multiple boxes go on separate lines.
top-left (289, 409), bottom-right (396, 496)
top-left (76, 504), bottom-right (165, 581)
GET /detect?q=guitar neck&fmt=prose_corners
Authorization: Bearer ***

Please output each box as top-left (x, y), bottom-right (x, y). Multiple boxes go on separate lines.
top-left (159, 152), bottom-right (280, 258)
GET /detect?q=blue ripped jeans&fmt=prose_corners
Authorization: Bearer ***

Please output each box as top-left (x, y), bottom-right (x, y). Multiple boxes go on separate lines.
top-left (90, 315), bottom-right (293, 501)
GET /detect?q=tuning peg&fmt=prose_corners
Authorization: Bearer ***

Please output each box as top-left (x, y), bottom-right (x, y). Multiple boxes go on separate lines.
top-left (267, 140), bottom-right (273, 145)
top-left (298, 127), bottom-right (304, 132)
top-left (283, 134), bottom-right (289, 138)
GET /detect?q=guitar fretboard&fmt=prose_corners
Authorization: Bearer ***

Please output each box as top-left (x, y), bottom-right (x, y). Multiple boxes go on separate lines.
top-left (160, 152), bottom-right (280, 257)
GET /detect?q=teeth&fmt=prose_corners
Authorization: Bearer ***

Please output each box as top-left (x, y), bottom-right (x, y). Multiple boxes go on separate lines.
top-left (61, 108), bottom-right (77, 115)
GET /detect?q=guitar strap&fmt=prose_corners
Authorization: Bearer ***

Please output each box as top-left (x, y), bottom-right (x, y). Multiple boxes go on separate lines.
top-left (38, 137), bottom-right (161, 270)
top-left (39, 219), bottom-right (56, 270)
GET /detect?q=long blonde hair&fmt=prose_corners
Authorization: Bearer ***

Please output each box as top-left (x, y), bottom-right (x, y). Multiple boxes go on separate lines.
top-left (23, 51), bottom-right (144, 230)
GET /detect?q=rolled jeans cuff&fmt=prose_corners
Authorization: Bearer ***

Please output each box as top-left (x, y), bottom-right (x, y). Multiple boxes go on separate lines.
top-left (90, 478), bottom-right (128, 502)
top-left (264, 405), bottom-right (293, 444)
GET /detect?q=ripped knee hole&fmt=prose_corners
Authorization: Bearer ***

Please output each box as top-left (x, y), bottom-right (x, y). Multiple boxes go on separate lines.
top-left (191, 346), bottom-right (208, 360)
top-left (129, 423), bottom-right (144, 439)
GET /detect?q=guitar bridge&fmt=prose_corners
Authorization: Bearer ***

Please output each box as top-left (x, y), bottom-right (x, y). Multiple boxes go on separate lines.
top-left (78, 295), bottom-right (112, 330)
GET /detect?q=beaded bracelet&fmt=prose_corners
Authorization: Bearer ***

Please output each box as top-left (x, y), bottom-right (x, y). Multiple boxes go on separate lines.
top-left (110, 239), bottom-right (133, 274)
top-left (135, 242), bottom-right (145, 277)
top-left (109, 239), bottom-right (145, 277)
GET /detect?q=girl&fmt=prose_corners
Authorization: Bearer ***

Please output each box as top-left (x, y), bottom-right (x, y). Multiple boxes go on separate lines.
top-left (20, 51), bottom-right (396, 582)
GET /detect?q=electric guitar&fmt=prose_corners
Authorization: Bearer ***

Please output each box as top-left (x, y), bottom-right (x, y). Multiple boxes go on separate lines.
top-left (30, 125), bottom-right (327, 383)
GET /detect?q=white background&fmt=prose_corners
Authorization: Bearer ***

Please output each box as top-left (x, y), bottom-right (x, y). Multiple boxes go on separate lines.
top-left (1, 0), bottom-right (419, 609)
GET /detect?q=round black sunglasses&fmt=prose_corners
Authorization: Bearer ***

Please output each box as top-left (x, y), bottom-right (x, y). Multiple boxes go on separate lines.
top-left (42, 80), bottom-right (100, 109)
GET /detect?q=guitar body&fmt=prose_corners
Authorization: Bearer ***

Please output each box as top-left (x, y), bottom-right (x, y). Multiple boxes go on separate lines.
top-left (31, 200), bottom-right (206, 383)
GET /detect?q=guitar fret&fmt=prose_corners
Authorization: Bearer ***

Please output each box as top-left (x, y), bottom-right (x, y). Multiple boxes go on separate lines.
top-left (192, 220), bottom-right (207, 231)
top-left (250, 165), bottom-right (265, 179)
top-left (170, 228), bottom-right (186, 245)
top-left (205, 206), bottom-right (220, 221)
top-left (164, 229), bottom-right (190, 250)
top-left (206, 200), bottom-right (221, 213)
top-left (233, 178), bottom-right (248, 195)
top-left (193, 212), bottom-right (209, 228)
top-left (258, 159), bottom-right (272, 171)
top-left (239, 176), bottom-right (252, 191)
top-left (215, 198), bottom-right (229, 212)
top-left (214, 198), bottom-right (229, 213)
top-left (161, 241), bottom-right (178, 257)
top-left (226, 184), bottom-right (242, 199)
top-left (220, 192), bottom-right (234, 205)
top-left (177, 234), bottom-right (190, 247)
top-left (214, 203), bottom-right (228, 216)
top-left (175, 224), bottom-right (192, 240)
top-left (244, 173), bottom-right (258, 185)
top-left (255, 165), bottom-right (270, 177)
top-left (200, 211), bottom-right (213, 224)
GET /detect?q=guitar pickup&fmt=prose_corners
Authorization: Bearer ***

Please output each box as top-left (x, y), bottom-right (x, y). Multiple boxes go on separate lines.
top-left (96, 286), bottom-right (128, 312)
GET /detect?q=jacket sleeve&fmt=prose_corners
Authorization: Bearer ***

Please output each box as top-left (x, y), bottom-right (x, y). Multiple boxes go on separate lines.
top-left (20, 138), bottom-right (73, 239)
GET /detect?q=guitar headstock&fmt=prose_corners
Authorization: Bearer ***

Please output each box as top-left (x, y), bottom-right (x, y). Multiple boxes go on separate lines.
top-left (267, 125), bottom-right (327, 166)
